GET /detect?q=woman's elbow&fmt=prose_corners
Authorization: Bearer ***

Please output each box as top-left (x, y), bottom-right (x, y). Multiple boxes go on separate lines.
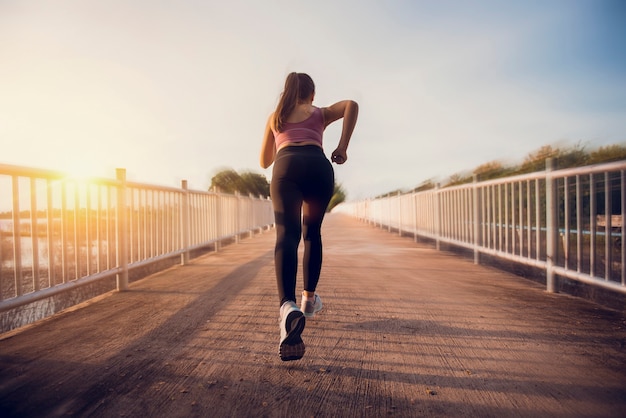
top-left (347, 100), bottom-right (359, 114)
top-left (260, 155), bottom-right (273, 169)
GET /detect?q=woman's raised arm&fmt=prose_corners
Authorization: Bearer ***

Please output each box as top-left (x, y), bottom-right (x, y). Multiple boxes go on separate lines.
top-left (323, 100), bottom-right (359, 164)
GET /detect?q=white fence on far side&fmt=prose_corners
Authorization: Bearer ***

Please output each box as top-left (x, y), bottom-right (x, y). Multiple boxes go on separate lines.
top-left (335, 159), bottom-right (626, 296)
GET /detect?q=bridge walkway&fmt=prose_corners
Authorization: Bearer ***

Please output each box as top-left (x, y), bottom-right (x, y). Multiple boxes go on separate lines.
top-left (1, 214), bottom-right (625, 417)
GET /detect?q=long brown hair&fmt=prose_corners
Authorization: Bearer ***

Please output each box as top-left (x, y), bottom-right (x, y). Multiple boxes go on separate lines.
top-left (271, 72), bottom-right (315, 133)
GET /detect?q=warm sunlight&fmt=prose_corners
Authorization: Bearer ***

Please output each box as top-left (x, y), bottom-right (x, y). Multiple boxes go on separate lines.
top-left (60, 158), bottom-right (110, 183)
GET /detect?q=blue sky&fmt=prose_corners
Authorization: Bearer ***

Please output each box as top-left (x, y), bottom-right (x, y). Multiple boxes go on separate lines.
top-left (1, 0), bottom-right (624, 199)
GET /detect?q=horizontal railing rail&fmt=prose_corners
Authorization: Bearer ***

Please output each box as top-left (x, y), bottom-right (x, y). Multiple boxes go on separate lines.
top-left (335, 159), bottom-right (626, 296)
top-left (0, 164), bottom-right (274, 322)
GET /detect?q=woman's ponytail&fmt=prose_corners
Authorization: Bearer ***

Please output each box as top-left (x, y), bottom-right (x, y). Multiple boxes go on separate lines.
top-left (271, 72), bottom-right (315, 133)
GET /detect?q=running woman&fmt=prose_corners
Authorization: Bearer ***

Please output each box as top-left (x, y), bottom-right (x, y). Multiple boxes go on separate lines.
top-left (260, 72), bottom-right (359, 361)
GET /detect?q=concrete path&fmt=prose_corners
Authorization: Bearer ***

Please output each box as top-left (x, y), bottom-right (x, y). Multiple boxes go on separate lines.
top-left (1, 213), bottom-right (625, 417)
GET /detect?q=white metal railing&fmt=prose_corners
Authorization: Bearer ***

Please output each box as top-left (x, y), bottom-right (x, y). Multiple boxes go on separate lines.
top-left (335, 159), bottom-right (626, 295)
top-left (0, 164), bottom-right (274, 316)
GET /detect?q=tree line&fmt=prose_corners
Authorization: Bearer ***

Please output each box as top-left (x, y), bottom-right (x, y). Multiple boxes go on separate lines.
top-left (210, 142), bottom-right (624, 205)
top-left (209, 169), bottom-right (347, 212)
top-left (403, 142), bottom-right (626, 197)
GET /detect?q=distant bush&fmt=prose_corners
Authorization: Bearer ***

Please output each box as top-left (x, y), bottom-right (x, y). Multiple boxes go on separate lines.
top-left (327, 183), bottom-right (347, 212)
top-left (210, 169), bottom-right (270, 198)
top-left (435, 142), bottom-right (626, 191)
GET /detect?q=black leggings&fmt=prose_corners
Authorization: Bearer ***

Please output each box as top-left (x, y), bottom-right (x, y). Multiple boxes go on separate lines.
top-left (271, 145), bottom-right (334, 306)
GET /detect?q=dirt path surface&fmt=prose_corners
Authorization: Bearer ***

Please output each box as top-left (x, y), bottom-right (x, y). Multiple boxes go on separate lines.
top-left (1, 213), bottom-right (625, 417)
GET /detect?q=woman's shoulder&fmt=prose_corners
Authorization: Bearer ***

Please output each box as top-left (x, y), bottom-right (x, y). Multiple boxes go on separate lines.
top-left (318, 105), bottom-right (331, 125)
top-left (312, 106), bottom-right (326, 126)
top-left (312, 106), bottom-right (324, 117)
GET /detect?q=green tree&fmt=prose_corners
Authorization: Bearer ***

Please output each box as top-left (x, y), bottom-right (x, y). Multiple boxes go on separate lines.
top-left (411, 179), bottom-right (436, 193)
top-left (327, 183), bottom-right (346, 212)
top-left (210, 169), bottom-right (244, 194)
top-left (445, 172), bottom-right (472, 187)
top-left (374, 189), bottom-right (405, 199)
top-left (240, 171), bottom-right (270, 197)
top-left (516, 142), bottom-right (589, 174)
top-left (589, 144), bottom-right (626, 164)
top-left (473, 160), bottom-right (512, 181)
top-left (379, 141), bottom-right (626, 197)
top-left (518, 145), bottom-right (560, 174)
top-left (557, 142), bottom-right (588, 168)
top-left (210, 169), bottom-right (270, 198)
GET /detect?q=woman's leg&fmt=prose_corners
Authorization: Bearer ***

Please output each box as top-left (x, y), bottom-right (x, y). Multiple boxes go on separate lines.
top-left (271, 157), bottom-right (304, 307)
top-left (302, 157), bottom-right (334, 293)
top-left (302, 202), bottom-right (326, 293)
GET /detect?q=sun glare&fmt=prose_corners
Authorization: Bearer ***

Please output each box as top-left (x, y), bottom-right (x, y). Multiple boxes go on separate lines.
top-left (61, 159), bottom-right (109, 183)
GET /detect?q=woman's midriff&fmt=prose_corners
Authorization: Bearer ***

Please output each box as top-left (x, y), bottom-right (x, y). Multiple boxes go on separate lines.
top-left (276, 141), bottom-right (322, 152)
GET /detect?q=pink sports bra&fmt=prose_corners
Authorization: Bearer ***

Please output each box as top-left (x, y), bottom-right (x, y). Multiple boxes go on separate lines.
top-left (273, 107), bottom-right (324, 149)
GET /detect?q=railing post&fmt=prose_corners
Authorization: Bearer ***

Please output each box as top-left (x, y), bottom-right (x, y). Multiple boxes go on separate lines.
top-left (398, 190), bottom-right (402, 236)
top-left (11, 176), bottom-right (23, 296)
top-left (235, 193), bottom-right (241, 244)
top-left (622, 170), bottom-right (625, 286)
top-left (215, 192), bottom-right (221, 252)
top-left (116, 168), bottom-right (129, 291)
top-left (181, 180), bottom-right (190, 265)
top-left (473, 174), bottom-right (480, 265)
top-left (387, 194), bottom-right (392, 233)
top-left (250, 194), bottom-right (256, 237)
top-left (412, 192), bottom-right (418, 242)
top-left (604, 172), bottom-right (612, 281)
top-left (435, 183), bottom-right (441, 251)
top-left (546, 158), bottom-right (558, 293)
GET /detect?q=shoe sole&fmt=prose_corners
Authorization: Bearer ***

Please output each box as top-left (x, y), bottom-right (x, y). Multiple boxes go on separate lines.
top-left (279, 310), bottom-right (306, 361)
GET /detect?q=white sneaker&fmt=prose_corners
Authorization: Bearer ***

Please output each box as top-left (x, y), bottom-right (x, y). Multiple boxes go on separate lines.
top-left (301, 293), bottom-right (323, 318)
top-left (278, 301), bottom-right (306, 361)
